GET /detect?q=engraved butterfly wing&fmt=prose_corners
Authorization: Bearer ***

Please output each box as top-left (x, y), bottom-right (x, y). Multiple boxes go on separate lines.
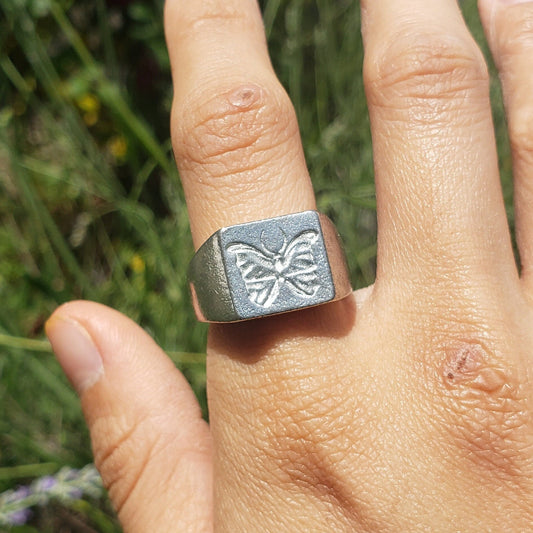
top-left (280, 230), bottom-right (320, 297)
top-left (226, 243), bottom-right (280, 308)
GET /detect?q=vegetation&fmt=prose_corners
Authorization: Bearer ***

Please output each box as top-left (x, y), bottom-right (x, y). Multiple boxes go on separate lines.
top-left (0, 0), bottom-right (511, 530)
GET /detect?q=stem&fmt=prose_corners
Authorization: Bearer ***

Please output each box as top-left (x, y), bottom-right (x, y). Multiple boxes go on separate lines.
top-left (167, 351), bottom-right (206, 366)
top-left (0, 333), bottom-right (51, 352)
top-left (0, 463), bottom-right (57, 481)
top-left (49, 0), bottom-right (176, 178)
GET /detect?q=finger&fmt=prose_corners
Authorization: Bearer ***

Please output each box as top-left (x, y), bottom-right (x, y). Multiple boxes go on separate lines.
top-left (46, 301), bottom-right (212, 533)
top-left (164, 0), bottom-right (315, 248)
top-left (361, 0), bottom-right (518, 292)
top-left (165, 2), bottom-right (361, 529)
top-left (478, 0), bottom-right (533, 293)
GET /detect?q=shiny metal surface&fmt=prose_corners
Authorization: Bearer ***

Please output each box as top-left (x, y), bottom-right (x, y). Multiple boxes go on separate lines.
top-left (188, 211), bottom-right (352, 322)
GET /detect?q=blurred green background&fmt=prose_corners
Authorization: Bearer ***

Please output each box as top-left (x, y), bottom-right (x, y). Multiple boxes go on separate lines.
top-left (0, 0), bottom-right (512, 530)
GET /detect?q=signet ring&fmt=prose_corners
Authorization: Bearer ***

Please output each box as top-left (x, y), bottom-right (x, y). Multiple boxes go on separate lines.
top-left (188, 211), bottom-right (352, 323)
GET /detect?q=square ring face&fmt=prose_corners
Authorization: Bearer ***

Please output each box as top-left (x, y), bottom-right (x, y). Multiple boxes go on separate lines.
top-left (219, 211), bottom-right (335, 319)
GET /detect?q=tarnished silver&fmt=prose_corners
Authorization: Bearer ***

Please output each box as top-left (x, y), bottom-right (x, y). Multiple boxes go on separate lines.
top-left (188, 211), bottom-right (352, 322)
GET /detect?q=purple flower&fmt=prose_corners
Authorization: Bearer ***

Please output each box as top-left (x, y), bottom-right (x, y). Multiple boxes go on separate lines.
top-left (4, 486), bottom-right (31, 504)
top-left (64, 469), bottom-right (79, 482)
top-left (67, 487), bottom-right (83, 500)
top-left (35, 475), bottom-right (56, 492)
top-left (6, 508), bottom-right (32, 526)
top-left (0, 463), bottom-right (104, 528)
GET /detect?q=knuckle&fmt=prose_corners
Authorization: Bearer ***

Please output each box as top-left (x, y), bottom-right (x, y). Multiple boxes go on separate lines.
top-left (90, 412), bottom-right (163, 513)
top-left (497, 8), bottom-right (533, 61)
top-left (509, 107), bottom-right (533, 159)
top-left (165, 0), bottom-right (253, 35)
top-left (250, 369), bottom-right (364, 514)
top-left (172, 82), bottom-right (299, 180)
top-left (435, 339), bottom-right (533, 483)
top-left (364, 31), bottom-right (488, 108)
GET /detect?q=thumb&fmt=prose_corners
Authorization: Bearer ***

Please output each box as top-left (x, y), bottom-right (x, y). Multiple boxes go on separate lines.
top-left (45, 301), bottom-right (212, 533)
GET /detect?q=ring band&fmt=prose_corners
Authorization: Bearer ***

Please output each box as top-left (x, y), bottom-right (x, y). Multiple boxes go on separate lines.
top-left (188, 210), bottom-right (352, 322)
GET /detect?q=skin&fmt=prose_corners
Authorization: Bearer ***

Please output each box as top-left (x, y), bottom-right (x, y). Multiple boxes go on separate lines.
top-left (45, 0), bottom-right (533, 531)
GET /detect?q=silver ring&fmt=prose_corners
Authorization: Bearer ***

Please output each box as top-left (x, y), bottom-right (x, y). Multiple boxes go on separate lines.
top-left (188, 210), bottom-right (352, 323)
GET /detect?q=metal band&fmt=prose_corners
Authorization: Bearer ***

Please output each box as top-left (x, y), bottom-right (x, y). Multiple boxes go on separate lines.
top-left (188, 210), bottom-right (352, 322)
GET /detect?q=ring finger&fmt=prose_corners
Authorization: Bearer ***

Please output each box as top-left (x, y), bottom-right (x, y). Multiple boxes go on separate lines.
top-left (165, 0), bottom-right (315, 248)
top-left (164, 1), bottom-right (356, 529)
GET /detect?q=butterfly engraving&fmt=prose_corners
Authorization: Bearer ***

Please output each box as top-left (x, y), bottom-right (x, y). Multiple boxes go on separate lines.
top-left (226, 229), bottom-right (320, 308)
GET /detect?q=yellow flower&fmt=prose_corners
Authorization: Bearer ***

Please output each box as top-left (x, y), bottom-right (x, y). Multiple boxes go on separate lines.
top-left (76, 94), bottom-right (100, 113)
top-left (83, 111), bottom-right (99, 126)
top-left (130, 254), bottom-right (145, 274)
top-left (76, 94), bottom-right (100, 126)
top-left (108, 135), bottom-right (128, 160)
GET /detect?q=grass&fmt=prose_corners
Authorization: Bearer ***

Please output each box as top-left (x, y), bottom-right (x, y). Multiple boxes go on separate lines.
top-left (0, 0), bottom-right (511, 530)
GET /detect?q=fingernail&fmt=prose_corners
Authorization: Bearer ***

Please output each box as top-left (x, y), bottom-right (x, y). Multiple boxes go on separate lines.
top-left (45, 315), bottom-right (104, 394)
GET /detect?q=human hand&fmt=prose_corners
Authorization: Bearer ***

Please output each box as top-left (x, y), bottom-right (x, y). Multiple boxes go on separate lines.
top-left (46, 0), bottom-right (533, 531)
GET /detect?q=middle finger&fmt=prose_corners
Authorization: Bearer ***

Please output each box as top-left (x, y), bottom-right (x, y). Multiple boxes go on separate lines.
top-left (361, 0), bottom-right (518, 296)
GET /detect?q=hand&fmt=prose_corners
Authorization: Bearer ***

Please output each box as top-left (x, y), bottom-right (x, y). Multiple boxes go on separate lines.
top-left (45, 0), bottom-right (533, 531)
